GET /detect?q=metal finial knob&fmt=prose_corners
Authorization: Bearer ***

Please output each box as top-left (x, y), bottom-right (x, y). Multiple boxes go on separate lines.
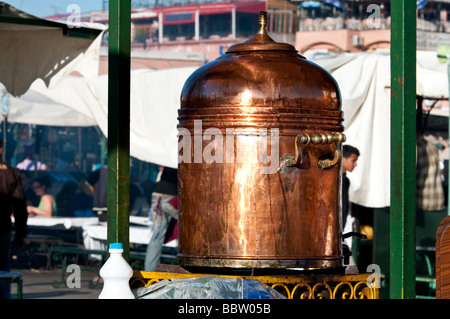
top-left (258, 11), bottom-right (268, 35)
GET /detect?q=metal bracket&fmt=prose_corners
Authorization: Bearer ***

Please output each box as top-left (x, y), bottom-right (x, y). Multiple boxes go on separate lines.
top-left (279, 132), bottom-right (346, 173)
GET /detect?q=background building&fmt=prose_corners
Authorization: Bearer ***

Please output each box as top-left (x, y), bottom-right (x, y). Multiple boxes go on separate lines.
top-left (46, 0), bottom-right (450, 59)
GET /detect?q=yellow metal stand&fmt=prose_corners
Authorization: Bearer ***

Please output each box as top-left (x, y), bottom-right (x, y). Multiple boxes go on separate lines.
top-left (131, 270), bottom-right (379, 299)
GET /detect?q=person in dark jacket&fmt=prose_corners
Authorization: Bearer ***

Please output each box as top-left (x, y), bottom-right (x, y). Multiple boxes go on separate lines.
top-left (0, 139), bottom-right (27, 298)
top-left (86, 165), bottom-right (108, 222)
top-left (342, 145), bottom-right (360, 229)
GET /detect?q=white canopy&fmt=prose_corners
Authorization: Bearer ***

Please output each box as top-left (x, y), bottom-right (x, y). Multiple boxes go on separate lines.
top-left (3, 67), bottom-right (199, 169)
top-left (0, 2), bottom-right (105, 97)
top-left (0, 79), bottom-right (98, 127)
top-left (3, 50), bottom-right (448, 208)
top-left (316, 52), bottom-right (393, 209)
top-left (307, 50), bottom-right (449, 208)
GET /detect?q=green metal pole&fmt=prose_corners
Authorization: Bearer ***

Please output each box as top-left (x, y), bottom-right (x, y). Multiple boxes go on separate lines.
top-left (107, 0), bottom-right (131, 261)
top-left (390, 0), bottom-right (416, 299)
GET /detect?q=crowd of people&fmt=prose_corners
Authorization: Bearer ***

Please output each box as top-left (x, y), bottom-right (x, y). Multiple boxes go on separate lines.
top-left (0, 141), bottom-right (167, 298)
top-left (14, 166), bottom-right (153, 221)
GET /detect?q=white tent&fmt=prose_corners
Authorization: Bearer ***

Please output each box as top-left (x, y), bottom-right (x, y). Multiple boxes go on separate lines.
top-left (307, 50), bottom-right (449, 208)
top-left (0, 80), bottom-right (98, 127)
top-left (316, 52), bottom-right (393, 209)
top-left (95, 67), bottom-right (199, 169)
top-left (0, 2), bottom-right (106, 97)
top-left (5, 67), bottom-right (199, 169)
top-left (3, 50), bottom-right (448, 209)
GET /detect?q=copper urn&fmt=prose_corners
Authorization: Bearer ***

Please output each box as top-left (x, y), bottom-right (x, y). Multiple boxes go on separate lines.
top-left (177, 12), bottom-right (345, 270)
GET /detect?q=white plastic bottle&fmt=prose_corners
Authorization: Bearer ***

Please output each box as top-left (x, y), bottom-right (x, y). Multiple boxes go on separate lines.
top-left (98, 243), bottom-right (135, 299)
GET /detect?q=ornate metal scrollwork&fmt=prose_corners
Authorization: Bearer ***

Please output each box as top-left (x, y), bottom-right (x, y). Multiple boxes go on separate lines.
top-left (130, 271), bottom-right (379, 299)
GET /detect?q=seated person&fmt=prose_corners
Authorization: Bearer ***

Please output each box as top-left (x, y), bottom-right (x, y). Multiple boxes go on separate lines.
top-left (71, 179), bottom-right (95, 217)
top-left (26, 175), bottom-right (57, 218)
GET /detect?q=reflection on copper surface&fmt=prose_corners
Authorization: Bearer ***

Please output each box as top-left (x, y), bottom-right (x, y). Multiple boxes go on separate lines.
top-left (235, 164), bottom-right (250, 255)
top-left (240, 88), bottom-right (252, 106)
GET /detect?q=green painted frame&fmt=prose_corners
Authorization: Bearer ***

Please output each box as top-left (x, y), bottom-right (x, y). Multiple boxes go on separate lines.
top-left (390, 0), bottom-right (417, 299)
top-left (107, 0), bottom-right (131, 261)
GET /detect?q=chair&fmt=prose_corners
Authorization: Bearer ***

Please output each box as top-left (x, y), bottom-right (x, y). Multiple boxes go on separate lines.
top-left (0, 271), bottom-right (22, 299)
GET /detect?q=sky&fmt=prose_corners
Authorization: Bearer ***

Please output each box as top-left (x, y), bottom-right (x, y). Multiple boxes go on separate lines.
top-left (3, 0), bottom-right (105, 17)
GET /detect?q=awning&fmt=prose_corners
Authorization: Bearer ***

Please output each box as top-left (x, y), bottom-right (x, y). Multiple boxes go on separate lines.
top-left (417, 0), bottom-right (428, 10)
top-left (323, 0), bottom-right (344, 11)
top-left (131, 10), bottom-right (158, 21)
top-left (163, 11), bottom-right (196, 25)
top-left (161, 0), bottom-right (265, 25)
top-left (0, 2), bottom-right (106, 97)
top-left (300, 1), bottom-right (322, 9)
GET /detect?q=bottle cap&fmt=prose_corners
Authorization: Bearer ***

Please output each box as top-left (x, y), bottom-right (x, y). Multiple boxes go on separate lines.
top-left (109, 243), bottom-right (123, 250)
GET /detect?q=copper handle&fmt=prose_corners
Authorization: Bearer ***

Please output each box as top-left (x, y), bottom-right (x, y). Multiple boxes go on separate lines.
top-left (279, 132), bottom-right (346, 173)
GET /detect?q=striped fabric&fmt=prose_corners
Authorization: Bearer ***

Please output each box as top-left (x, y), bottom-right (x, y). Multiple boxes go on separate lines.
top-left (416, 136), bottom-right (445, 211)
